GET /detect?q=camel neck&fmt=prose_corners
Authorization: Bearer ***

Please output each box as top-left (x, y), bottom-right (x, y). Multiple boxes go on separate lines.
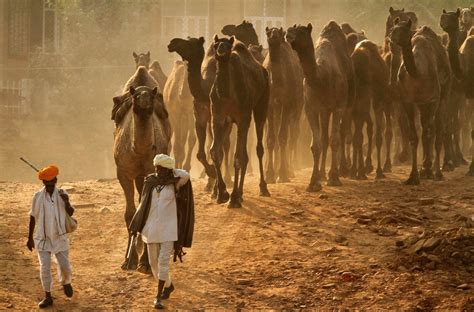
top-left (187, 60), bottom-right (208, 102)
top-left (132, 113), bottom-right (155, 154)
top-left (268, 44), bottom-right (281, 63)
top-left (215, 59), bottom-right (231, 98)
top-left (268, 44), bottom-right (284, 85)
top-left (296, 46), bottom-right (318, 87)
top-left (401, 43), bottom-right (418, 78)
top-left (447, 29), bottom-right (464, 80)
top-left (389, 45), bottom-right (402, 85)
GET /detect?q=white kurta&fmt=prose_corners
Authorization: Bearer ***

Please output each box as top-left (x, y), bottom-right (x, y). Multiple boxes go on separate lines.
top-left (141, 169), bottom-right (190, 244)
top-left (29, 188), bottom-right (69, 253)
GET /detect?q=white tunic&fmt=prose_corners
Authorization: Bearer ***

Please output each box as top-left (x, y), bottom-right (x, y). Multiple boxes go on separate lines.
top-left (141, 169), bottom-right (190, 244)
top-left (29, 188), bottom-right (69, 253)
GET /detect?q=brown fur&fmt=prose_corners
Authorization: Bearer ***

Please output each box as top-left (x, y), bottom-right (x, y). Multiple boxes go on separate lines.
top-left (148, 60), bottom-right (168, 92)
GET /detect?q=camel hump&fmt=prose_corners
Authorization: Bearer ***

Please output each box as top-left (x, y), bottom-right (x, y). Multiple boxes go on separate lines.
top-left (356, 40), bottom-right (380, 55)
top-left (136, 66), bottom-right (149, 76)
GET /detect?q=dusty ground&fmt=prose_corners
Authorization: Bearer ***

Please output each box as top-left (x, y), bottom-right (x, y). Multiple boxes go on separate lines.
top-left (0, 164), bottom-right (473, 310)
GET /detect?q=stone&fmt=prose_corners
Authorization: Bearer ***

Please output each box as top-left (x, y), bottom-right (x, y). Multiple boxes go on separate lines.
top-left (341, 272), bottom-right (356, 282)
top-left (421, 237), bottom-right (441, 252)
top-left (457, 284), bottom-right (470, 290)
top-left (75, 203), bottom-right (96, 209)
top-left (334, 235), bottom-right (347, 244)
top-left (322, 283), bottom-right (336, 289)
top-left (319, 194), bottom-right (328, 199)
top-left (395, 240), bottom-right (404, 247)
top-left (236, 279), bottom-right (252, 285)
top-left (100, 207), bottom-right (111, 214)
top-left (290, 210), bottom-right (304, 216)
top-left (419, 198), bottom-right (435, 205)
top-left (357, 218), bottom-right (371, 225)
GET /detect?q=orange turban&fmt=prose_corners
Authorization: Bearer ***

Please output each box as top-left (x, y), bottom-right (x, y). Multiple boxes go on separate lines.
top-left (38, 165), bottom-right (59, 181)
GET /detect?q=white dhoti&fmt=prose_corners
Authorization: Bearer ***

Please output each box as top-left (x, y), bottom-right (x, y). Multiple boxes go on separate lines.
top-left (37, 250), bottom-right (72, 292)
top-left (147, 242), bottom-right (174, 287)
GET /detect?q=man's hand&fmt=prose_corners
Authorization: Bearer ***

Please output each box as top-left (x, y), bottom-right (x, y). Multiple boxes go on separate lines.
top-left (173, 245), bottom-right (186, 263)
top-left (59, 192), bottom-right (69, 203)
top-left (26, 237), bottom-right (34, 251)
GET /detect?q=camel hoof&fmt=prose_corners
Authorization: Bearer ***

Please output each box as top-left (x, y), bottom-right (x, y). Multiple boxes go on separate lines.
top-left (376, 168), bottom-right (385, 179)
top-left (357, 173), bottom-right (368, 180)
top-left (320, 173), bottom-right (327, 181)
top-left (121, 260), bottom-right (137, 271)
top-left (136, 263), bottom-right (152, 275)
top-left (260, 185), bottom-right (271, 197)
top-left (306, 183), bottom-right (322, 192)
top-left (404, 173), bottom-right (420, 185)
top-left (266, 173), bottom-right (276, 184)
top-left (434, 171), bottom-right (444, 181)
top-left (383, 162), bottom-right (392, 173)
top-left (217, 191), bottom-right (230, 204)
top-left (458, 156), bottom-right (468, 165)
top-left (365, 163), bottom-right (374, 174)
top-left (442, 162), bottom-right (455, 172)
top-left (398, 151), bottom-right (409, 163)
top-left (339, 165), bottom-right (350, 177)
top-left (224, 176), bottom-right (233, 185)
top-left (327, 177), bottom-right (342, 186)
top-left (277, 176), bottom-right (290, 183)
top-left (228, 201), bottom-right (242, 208)
top-left (419, 169), bottom-right (434, 180)
top-left (467, 163), bottom-right (474, 176)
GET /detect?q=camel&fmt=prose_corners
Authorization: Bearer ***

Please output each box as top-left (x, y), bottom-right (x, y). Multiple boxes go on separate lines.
top-left (389, 19), bottom-right (452, 184)
top-left (440, 9), bottom-right (474, 176)
top-left (168, 37), bottom-right (234, 190)
top-left (149, 60), bottom-right (168, 93)
top-left (113, 66), bottom-right (171, 272)
top-left (222, 20), bottom-right (259, 46)
top-left (163, 60), bottom-right (196, 172)
top-left (263, 27), bottom-right (304, 183)
top-left (210, 35), bottom-right (270, 207)
top-left (133, 51), bottom-right (151, 68)
top-left (350, 39), bottom-right (391, 180)
top-left (383, 7), bottom-right (418, 166)
top-left (286, 21), bottom-right (355, 191)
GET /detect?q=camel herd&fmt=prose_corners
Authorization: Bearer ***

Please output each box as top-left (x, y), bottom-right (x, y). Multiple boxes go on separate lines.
top-left (110, 5), bottom-right (474, 270)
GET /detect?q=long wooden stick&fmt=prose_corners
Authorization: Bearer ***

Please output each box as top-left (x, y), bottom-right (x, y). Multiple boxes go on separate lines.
top-left (19, 157), bottom-right (40, 172)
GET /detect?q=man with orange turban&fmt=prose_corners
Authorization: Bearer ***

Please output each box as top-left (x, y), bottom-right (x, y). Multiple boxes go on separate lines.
top-left (27, 165), bottom-right (75, 309)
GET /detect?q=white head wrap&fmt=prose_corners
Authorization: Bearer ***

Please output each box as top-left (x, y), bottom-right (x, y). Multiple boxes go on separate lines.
top-left (153, 154), bottom-right (175, 169)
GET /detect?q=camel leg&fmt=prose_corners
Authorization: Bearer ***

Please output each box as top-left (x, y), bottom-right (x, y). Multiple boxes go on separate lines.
top-left (118, 171), bottom-right (138, 270)
top-left (339, 110), bottom-right (351, 177)
top-left (288, 116), bottom-right (300, 178)
top-left (419, 103), bottom-right (435, 180)
top-left (133, 176), bottom-right (150, 273)
top-left (278, 100), bottom-right (291, 183)
top-left (254, 103), bottom-right (271, 197)
top-left (453, 98), bottom-right (467, 165)
top-left (374, 105), bottom-right (385, 179)
top-left (383, 108), bottom-right (393, 173)
top-left (328, 110), bottom-right (343, 186)
top-left (461, 100), bottom-right (473, 155)
top-left (265, 103), bottom-right (277, 184)
top-left (210, 117), bottom-right (230, 204)
top-left (246, 123), bottom-right (255, 175)
top-left (306, 106), bottom-right (322, 192)
top-left (397, 106), bottom-right (410, 164)
top-left (352, 113), bottom-right (365, 180)
top-left (467, 99), bottom-right (474, 176)
top-left (403, 102), bottom-right (420, 185)
top-left (183, 121), bottom-right (197, 172)
top-left (223, 124), bottom-right (233, 185)
top-left (364, 111), bottom-right (374, 174)
top-left (174, 123), bottom-right (186, 169)
top-left (320, 111), bottom-right (330, 181)
top-left (434, 109), bottom-right (444, 181)
top-left (230, 121), bottom-right (250, 208)
top-left (468, 129), bottom-right (474, 176)
top-left (196, 119), bottom-right (215, 180)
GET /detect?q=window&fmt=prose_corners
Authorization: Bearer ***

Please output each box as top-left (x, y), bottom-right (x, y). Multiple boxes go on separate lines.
top-left (161, 0), bottom-right (209, 54)
top-left (42, 0), bottom-right (60, 53)
top-left (244, 0), bottom-right (286, 47)
top-left (8, 0), bottom-right (29, 57)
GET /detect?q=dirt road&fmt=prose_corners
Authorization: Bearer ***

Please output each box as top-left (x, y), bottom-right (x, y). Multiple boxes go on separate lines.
top-left (0, 165), bottom-right (473, 310)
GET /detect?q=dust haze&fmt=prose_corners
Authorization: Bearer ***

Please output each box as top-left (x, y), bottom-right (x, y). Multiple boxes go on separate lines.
top-left (1, 0), bottom-right (470, 182)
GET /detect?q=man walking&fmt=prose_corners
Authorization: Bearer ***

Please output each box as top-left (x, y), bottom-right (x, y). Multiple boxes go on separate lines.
top-left (27, 165), bottom-right (75, 308)
top-left (130, 154), bottom-right (194, 309)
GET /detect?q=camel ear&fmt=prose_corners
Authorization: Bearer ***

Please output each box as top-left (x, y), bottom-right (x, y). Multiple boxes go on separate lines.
top-left (402, 8), bottom-right (405, 12)
top-left (307, 23), bottom-right (313, 33)
top-left (133, 52), bottom-right (138, 58)
top-left (146, 51), bottom-right (150, 57)
top-left (394, 17), bottom-right (400, 25)
top-left (198, 36), bottom-right (205, 44)
top-left (258, 45), bottom-right (263, 52)
top-left (280, 27), bottom-right (284, 32)
top-left (361, 30), bottom-right (365, 35)
top-left (230, 36), bottom-right (235, 45)
top-left (389, 7), bottom-right (394, 14)
top-left (443, 9), bottom-right (447, 14)
top-left (471, 6), bottom-right (474, 13)
top-left (214, 34), bottom-right (219, 42)
top-left (456, 8), bottom-right (461, 16)
top-left (151, 87), bottom-right (158, 97)
top-left (265, 26), bottom-right (270, 33)
top-left (407, 18), bottom-right (412, 29)
top-left (129, 86), bottom-right (136, 95)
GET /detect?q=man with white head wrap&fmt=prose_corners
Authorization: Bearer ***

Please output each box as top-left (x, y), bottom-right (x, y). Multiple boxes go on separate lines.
top-left (130, 154), bottom-right (190, 309)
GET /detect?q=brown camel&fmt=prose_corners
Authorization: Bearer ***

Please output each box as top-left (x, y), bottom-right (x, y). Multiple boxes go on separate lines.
top-left (113, 66), bottom-right (171, 272)
top-left (383, 7), bottom-right (418, 166)
top-left (149, 60), bottom-right (168, 93)
top-left (222, 20), bottom-right (259, 47)
top-left (286, 21), bottom-right (355, 190)
top-left (351, 39), bottom-right (392, 180)
top-left (263, 27), bottom-right (304, 183)
top-left (163, 60), bottom-right (196, 172)
top-left (133, 51), bottom-right (151, 68)
top-left (389, 19), bottom-right (452, 184)
top-left (210, 35), bottom-right (270, 207)
top-left (167, 37), bottom-right (234, 191)
top-left (440, 9), bottom-right (474, 176)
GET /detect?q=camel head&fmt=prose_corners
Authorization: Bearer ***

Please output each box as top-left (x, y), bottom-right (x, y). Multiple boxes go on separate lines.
top-left (221, 20), bottom-right (259, 46)
top-left (286, 23), bottom-right (313, 53)
top-left (389, 18), bottom-right (413, 48)
top-left (460, 7), bottom-right (473, 26)
top-left (386, 7), bottom-right (418, 36)
top-left (249, 44), bottom-right (264, 63)
top-left (440, 9), bottom-right (461, 33)
top-left (266, 27), bottom-right (285, 48)
top-left (213, 35), bottom-right (234, 62)
top-left (129, 86), bottom-right (157, 120)
top-left (168, 37), bottom-right (205, 65)
top-left (133, 51), bottom-right (151, 69)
